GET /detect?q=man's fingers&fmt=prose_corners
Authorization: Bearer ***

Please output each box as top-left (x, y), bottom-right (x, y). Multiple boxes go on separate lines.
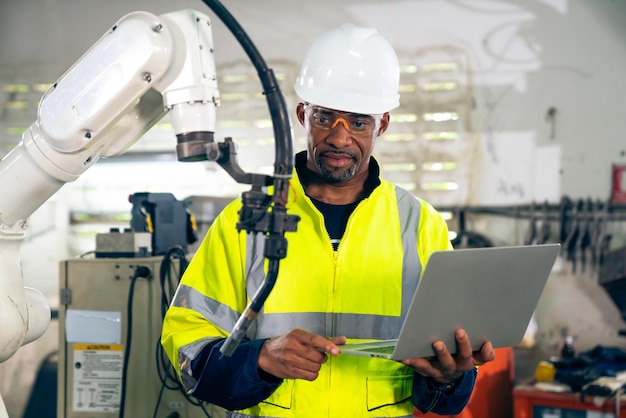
top-left (474, 341), bottom-right (495, 366)
top-left (432, 341), bottom-right (458, 376)
top-left (329, 335), bottom-right (347, 346)
top-left (287, 331), bottom-right (347, 380)
top-left (454, 329), bottom-right (473, 358)
top-left (259, 330), bottom-right (347, 381)
top-left (300, 331), bottom-right (342, 356)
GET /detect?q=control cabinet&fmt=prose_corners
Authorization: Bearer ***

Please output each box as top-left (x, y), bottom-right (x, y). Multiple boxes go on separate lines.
top-left (57, 256), bottom-right (224, 418)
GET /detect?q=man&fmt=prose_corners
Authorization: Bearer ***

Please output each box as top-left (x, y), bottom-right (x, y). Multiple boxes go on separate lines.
top-left (161, 23), bottom-right (495, 417)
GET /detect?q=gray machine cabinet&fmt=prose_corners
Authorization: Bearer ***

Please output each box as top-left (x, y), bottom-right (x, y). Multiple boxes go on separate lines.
top-left (57, 256), bottom-right (224, 418)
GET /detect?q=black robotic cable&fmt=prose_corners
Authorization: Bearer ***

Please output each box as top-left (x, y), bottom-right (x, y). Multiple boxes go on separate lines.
top-left (152, 246), bottom-right (212, 418)
top-left (199, 0), bottom-right (300, 359)
top-left (119, 265), bottom-right (152, 418)
top-left (199, 0), bottom-right (293, 178)
top-left (158, 246), bottom-right (188, 318)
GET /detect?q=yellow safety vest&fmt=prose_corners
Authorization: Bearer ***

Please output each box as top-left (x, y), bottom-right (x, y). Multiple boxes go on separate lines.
top-left (162, 167), bottom-right (452, 417)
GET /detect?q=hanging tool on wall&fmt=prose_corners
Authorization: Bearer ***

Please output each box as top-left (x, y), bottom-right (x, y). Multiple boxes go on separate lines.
top-left (574, 198), bottom-right (592, 274)
top-left (524, 201), bottom-right (537, 246)
top-left (559, 196), bottom-right (573, 244)
top-left (560, 196), bottom-right (579, 272)
top-left (588, 199), bottom-right (608, 270)
top-left (537, 200), bottom-right (552, 245)
top-left (526, 200), bottom-right (552, 246)
top-left (594, 198), bottom-right (613, 271)
top-left (451, 208), bottom-right (494, 248)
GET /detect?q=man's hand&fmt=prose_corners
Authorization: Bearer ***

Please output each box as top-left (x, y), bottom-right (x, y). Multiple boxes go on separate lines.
top-left (258, 329), bottom-right (347, 381)
top-left (400, 329), bottom-right (495, 384)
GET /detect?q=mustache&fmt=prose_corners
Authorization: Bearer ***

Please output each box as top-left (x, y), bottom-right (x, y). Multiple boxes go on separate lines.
top-left (318, 150), bottom-right (357, 160)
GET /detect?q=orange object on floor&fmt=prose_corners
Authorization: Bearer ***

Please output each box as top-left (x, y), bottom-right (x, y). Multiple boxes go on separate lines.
top-left (513, 386), bottom-right (626, 418)
top-left (414, 347), bottom-right (514, 418)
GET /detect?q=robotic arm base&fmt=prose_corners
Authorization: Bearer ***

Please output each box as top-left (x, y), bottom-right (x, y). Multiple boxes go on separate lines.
top-left (0, 224), bottom-right (51, 364)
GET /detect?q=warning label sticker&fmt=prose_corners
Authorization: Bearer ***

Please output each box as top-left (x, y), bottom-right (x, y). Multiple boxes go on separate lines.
top-left (72, 344), bottom-right (123, 412)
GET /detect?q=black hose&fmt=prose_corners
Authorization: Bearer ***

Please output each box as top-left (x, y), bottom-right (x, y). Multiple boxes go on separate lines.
top-left (199, 0), bottom-right (293, 178)
top-left (119, 266), bottom-right (151, 418)
top-left (199, 0), bottom-right (296, 357)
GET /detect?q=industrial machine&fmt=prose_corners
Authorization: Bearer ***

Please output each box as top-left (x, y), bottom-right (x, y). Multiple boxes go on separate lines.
top-left (0, 1), bottom-right (299, 416)
top-left (58, 254), bottom-right (225, 418)
top-left (95, 192), bottom-right (199, 258)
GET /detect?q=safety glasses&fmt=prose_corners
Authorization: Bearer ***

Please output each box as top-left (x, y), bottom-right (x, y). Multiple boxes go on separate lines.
top-left (303, 103), bottom-right (382, 135)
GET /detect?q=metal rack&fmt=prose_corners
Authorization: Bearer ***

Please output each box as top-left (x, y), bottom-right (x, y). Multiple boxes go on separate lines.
top-left (439, 196), bottom-right (626, 273)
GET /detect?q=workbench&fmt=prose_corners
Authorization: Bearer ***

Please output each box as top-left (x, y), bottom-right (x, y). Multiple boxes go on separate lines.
top-left (513, 386), bottom-right (626, 418)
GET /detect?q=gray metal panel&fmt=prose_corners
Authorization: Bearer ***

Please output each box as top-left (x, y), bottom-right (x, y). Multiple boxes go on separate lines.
top-left (57, 256), bottom-right (225, 418)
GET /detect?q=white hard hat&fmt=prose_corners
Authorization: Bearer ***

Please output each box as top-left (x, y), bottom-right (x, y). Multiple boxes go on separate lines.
top-left (294, 23), bottom-right (400, 115)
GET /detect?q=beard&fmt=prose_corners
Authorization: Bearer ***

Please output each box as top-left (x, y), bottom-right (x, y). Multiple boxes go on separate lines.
top-left (315, 153), bottom-right (358, 184)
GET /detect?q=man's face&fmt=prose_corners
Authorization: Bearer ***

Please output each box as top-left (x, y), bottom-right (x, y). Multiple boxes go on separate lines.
top-left (297, 103), bottom-right (390, 184)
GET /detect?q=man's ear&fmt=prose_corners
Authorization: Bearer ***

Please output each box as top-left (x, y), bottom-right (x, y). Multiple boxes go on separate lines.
top-left (296, 103), bottom-right (306, 126)
top-left (377, 113), bottom-right (391, 137)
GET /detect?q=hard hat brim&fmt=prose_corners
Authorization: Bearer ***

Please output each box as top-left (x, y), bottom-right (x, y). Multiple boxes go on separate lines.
top-left (294, 84), bottom-right (399, 115)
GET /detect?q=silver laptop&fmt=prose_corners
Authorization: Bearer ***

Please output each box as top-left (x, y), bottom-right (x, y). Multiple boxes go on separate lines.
top-left (340, 244), bottom-right (560, 360)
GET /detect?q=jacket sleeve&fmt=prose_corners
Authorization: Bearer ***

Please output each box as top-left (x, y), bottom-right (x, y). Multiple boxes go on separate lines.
top-left (162, 199), bottom-right (272, 407)
top-left (189, 337), bottom-right (282, 410)
top-left (412, 368), bottom-right (477, 415)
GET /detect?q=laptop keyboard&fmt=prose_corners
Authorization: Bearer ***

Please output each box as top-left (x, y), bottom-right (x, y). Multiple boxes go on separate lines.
top-left (361, 345), bottom-right (395, 355)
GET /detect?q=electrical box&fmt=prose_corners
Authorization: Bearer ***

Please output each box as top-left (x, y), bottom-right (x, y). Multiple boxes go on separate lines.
top-left (129, 192), bottom-right (197, 255)
top-left (95, 230), bottom-right (152, 258)
top-left (57, 256), bottom-right (225, 418)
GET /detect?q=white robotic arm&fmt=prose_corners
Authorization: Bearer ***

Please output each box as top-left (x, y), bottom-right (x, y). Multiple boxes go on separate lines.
top-left (0, 9), bottom-right (219, 364)
top-left (0, 4), bottom-right (296, 415)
